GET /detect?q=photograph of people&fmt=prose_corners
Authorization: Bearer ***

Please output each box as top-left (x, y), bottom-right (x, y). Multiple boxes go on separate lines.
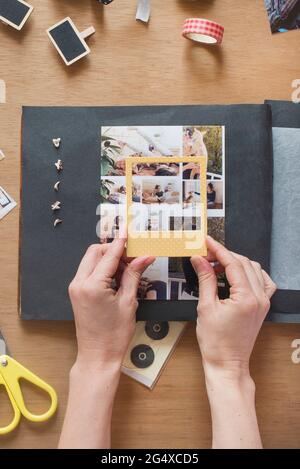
top-left (138, 278), bottom-right (167, 300)
top-left (168, 257), bottom-right (198, 300)
top-left (146, 210), bottom-right (160, 231)
top-left (183, 180), bottom-right (201, 208)
top-left (100, 214), bottom-right (124, 243)
top-left (137, 258), bottom-right (168, 300)
top-left (182, 162), bottom-right (200, 180)
top-left (207, 182), bottom-right (216, 208)
top-left (142, 179), bottom-right (180, 205)
top-left (132, 182), bottom-right (141, 203)
top-left (100, 178), bottom-right (126, 204)
top-left (183, 127), bottom-right (208, 158)
top-left (101, 126), bottom-right (182, 176)
top-left (169, 216), bottom-right (201, 231)
top-left (133, 162), bottom-right (179, 176)
top-left (154, 184), bottom-right (164, 202)
top-left (183, 126), bottom-right (223, 181)
top-left (111, 215), bottom-right (123, 239)
top-left (99, 206), bottom-right (125, 243)
top-left (207, 180), bottom-right (223, 210)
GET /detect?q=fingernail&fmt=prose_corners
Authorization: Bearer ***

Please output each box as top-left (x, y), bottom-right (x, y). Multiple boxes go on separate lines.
top-left (143, 255), bottom-right (155, 262)
top-left (118, 227), bottom-right (127, 240)
top-left (138, 255), bottom-right (155, 265)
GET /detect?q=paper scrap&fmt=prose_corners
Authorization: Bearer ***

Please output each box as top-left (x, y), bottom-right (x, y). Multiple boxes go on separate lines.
top-left (0, 186), bottom-right (17, 220)
top-left (136, 0), bottom-right (150, 23)
top-left (0, 149), bottom-right (5, 161)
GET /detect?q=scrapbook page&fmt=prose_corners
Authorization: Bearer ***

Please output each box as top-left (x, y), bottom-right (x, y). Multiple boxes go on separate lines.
top-left (100, 125), bottom-right (225, 301)
top-left (20, 104), bottom-right (273, 321)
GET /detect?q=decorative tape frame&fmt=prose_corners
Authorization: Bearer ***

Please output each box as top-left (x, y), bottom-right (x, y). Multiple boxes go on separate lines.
top-left (125, 156), bottom-right (207, 257)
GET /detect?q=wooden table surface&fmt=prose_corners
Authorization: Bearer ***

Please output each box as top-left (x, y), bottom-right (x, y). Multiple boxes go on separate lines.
top-left (0, 0), bottom-right (300, 449)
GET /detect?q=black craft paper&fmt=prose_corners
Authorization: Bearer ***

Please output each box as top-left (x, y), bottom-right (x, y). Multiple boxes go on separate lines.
top-left (20, 105), bottom-right (273, 321)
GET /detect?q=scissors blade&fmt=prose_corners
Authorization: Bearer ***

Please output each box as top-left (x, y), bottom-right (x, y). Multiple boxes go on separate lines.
top-left (0, 331), bottom-right (10, 356)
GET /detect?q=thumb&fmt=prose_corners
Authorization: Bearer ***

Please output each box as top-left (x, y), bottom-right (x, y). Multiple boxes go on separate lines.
top-left (119, 256), bottom-right (156, 301)
top-left (190, 256), bottom-right (218, 308)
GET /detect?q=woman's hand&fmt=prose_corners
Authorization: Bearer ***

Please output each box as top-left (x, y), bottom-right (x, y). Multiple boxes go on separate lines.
top-left (69, 238), bottom-right (155, 369)
top-left (191, 236), bottom-right (277, 448)
top-left (59, 238), bottom-right (155, 448)
top-left (191, 236), bottom-right (276, 376)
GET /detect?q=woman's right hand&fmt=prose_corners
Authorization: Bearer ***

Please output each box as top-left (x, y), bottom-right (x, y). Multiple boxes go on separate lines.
top-left (191, 236), bottom-right (277, 378)
top-left (191, 237), bottom-right (277, 448)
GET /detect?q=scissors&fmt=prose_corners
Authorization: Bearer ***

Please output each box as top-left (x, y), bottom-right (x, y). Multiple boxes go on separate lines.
top-left (0, 331), bottom-right (58, 435)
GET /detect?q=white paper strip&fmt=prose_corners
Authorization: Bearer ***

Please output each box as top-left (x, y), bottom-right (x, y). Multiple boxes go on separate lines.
top-left (136, 0), bottom-right (151, 23)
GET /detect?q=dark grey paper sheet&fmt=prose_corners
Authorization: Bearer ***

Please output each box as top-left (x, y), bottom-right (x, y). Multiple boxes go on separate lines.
top-left (20, 105), bottom-right (273, 321)
top-left (266, 100), bottom-right (300, 323)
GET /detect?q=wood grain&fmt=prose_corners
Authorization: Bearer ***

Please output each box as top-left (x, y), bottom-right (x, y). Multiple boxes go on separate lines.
top-left (0, 0), bottom-right (300, 449)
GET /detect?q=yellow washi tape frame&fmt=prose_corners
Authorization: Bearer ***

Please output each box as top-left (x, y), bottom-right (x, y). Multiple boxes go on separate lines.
top-left (125, 156), bottom-right (207, 257)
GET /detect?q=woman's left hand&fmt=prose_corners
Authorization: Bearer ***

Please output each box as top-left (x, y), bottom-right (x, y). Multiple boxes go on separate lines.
top-left (69, 238), bottom-right (155, 369)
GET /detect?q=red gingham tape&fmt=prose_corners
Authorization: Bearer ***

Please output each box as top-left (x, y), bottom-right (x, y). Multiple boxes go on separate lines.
top-left (182, 18), bottom-right (224, 44)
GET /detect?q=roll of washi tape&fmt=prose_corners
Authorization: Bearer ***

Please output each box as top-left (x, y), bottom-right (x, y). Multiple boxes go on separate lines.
top-left (182, 18), bottom-right (224, 44)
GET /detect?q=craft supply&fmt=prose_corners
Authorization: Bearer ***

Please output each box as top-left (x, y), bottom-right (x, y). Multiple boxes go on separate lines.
top-left (145, 321), bottom-right (169, 340)
top-left (51, 201), bottom-right (61, 211)
top-left (55, 159), bottom-right (63, 171)
top-left (52, 138), bottom-right (61, 148)
top-left (131, 344), bottom-right (155, 368)
top-left (0, 149), bottom-right (5, 161)
top-left (136, 0), bottom-right (151, 23)
top-left (0, 186), bottom-right (17, 220)
top-left (54, 218), bottom-right (62, 227)
top-left (122, 321), bottom-right (187, 389)
top-left (0, 0), bottom-right (33, 31)
top-left (182, 18), bottom-right (224, 44)
top-left (0, 331), bottom-right (58, 435)
top-left (47, 17), bottom-right (95, 66)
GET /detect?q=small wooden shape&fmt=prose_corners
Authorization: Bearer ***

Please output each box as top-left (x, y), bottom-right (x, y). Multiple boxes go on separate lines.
top-left (52, 137), bottom-right (61, 148)
top-left (54, 159), bottom-right (63, 171)
top-left (53, 218), bottom-right (62, 227)
top-left (0, 0), bottom-right (33, 31)
top-left (47, 17), bottom-right (95, 66)
top-left (53, 181), bottom-right (60, 192)
top-left (51, 201), bottom-right (61, 211)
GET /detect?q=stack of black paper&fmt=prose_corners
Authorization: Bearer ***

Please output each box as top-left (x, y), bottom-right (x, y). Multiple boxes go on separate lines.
top-left (19, 103), bottom-right (299, 322)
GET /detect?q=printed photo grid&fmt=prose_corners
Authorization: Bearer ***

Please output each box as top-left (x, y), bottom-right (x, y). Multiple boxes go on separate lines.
top-left (100, 125), bottom-right (225, 301)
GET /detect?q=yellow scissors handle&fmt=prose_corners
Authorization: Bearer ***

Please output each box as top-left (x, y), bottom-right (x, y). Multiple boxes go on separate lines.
top-left (0, 355), bottom-right (58, 425)
top-left (0, 370), bottom-right (21, 435)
